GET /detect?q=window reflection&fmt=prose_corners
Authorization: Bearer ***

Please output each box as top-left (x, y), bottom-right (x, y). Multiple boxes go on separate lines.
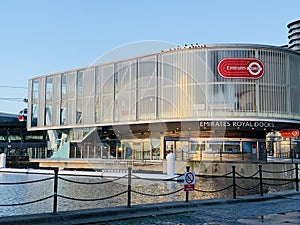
top-left (76, 71), bottom-right (83, 124)
top-left (31, 104), bottom-right (38, 127)
top-left (31, 79), bottom-right (39, 127)
top-left (32, 79), bottom-right (39, 103)
top-left (46, 76), bottom-right (53, 101)
top-left (45, 106), bottom-right (52, 126)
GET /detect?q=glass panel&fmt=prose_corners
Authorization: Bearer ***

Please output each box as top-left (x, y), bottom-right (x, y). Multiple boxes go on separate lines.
top-left (235, 84), bottom-right (256, 111)
top-left (46, 76), bottom-right (53, 102)
top-left (291, 87), bottom-right (300, 114)
top-left (67, 99), bottom-right (76, 124)
top-left (102, 95), bottom-right (113, 122)
top-left (76, 98), bottom-right (82, 124)
top-left (83, 96), bottom-right (94, 124)
top-left (160, 85), bottom-right (176, 118)
top-left (66, 72), bottom-right (76, 99)
top-left (32, 79), bottom-right (39, 104)
top-left (60, 74), bottom-right (67, 125)
top-left (82, 69), bottom-right (95, 124)
top-left (119, 61), bottom-right (133, 91)
top-left (31, 79), bottom-right (39, 127)
top-left (45, 106), bottom-right (52, 126)
top-left (60, 104), bottom-right (66, 125)
top-left (76, 71), bottom-right (83, 124)
top-left (114, 63), bottom-right (118, 93)
top-left (51, 75), bottom-right (61, 126)
top-left (138, 89), bottom-right (156, 120)
top-left (61, 74), bottom-right (67, 99)
top-left (116, 92), bottom-right (133, 121)
top-left (115, 61), bottom-right (137, 122)
top-left (138, 57), bottom-right (157, 120)
top-left (139, 57), bottom-right (156, 89)
top-left (77, 71), bottom-right (83, 98)
top-left (206, 84), bottom-right (229, 110)
top-left (224, 141), bottom-right (240, 153)
top-left (83, 69), bottom-right (94, 98)
top-left (102, 65), bottom-right (114, 94)
top-left (101, 65), bottom-right (114, 123)
top-left (259, 85), bottom-right (287, 113)
top-left (191, 84), bottom-right (206, 115)
top-left (151, 138), bottom-right (160, 159)
top-left (95, 67), bottom-right (101, 123)
top-left (31, 104), bottom-right (38, 127)
top-left (206, 141), bottom-right (222, 153)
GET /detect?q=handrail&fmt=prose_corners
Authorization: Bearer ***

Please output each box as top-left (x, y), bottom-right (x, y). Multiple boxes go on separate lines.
top-left (0, 163), bottom-right (298, 215)
top-left (58, 191), bottom-right (127, 202)
top-left (59, 175), bottom-right (126, 185)
top-left (0, 176), bottom-right (53, 185)
top-left (132, 188), bottom-right (183, 197)
top-left (195, 185), bottom-right (233, 193)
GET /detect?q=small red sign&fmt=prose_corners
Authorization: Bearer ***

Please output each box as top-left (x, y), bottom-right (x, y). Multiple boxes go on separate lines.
top-left (218, 58), bottom-right (264, 79)
top-left (280, 129), bottom-right (300, 138)
top-left (184, 184), bottom-right (195, 191)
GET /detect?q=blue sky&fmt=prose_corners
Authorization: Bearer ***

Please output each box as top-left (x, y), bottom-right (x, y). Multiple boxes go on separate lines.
top-left (0, 0), bottom-right (299, 114)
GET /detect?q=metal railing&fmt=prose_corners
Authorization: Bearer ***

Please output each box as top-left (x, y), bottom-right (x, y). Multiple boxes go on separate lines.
top-left (0, 164), bottom-right (299, 215)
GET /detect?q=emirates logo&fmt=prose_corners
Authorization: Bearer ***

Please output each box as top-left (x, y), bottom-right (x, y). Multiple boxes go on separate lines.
top-left (218, 58), bottom-right (264, 79)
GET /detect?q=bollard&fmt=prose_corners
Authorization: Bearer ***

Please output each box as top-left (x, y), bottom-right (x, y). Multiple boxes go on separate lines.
top-left (185, 166), bottom-right (190, 202)
top-left (53, 168), bottom-right (59, 215)
top-left (259, 165), bottom-right (263, 196)
top-left (166, 151), bottom-right (175, 177)
top-left (127, 167), bottom-right (132, 208)
top-left (295, 163), bottom-right (299, 192)
top-left (232, 166), bottom-right (236, 199)
top-left (0, 153), bottom-right (6, 168)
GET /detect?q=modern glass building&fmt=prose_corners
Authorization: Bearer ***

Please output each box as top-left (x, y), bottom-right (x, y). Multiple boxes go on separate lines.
top-left (27, 43), bottom-right (300, 164)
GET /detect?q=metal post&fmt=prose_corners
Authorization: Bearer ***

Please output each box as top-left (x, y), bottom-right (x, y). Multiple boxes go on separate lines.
top-left (259, 165), bottom-right (263, 196)
top-left (53, 168), bottom-right (59, 215)
top-left (127, 167), bottom-right (132, 208)
top-left (295, 163), bottom-right (299, 192)
top-left (186, 166), bottom-right (190, 202)
top-left (241, 141), bottom-right (244, 161)
top-left (142, 142), bottom-right (144, 160)
top-left (290, 138), bottom-right (294, 163)
top-left (232, 166), bottom-right (236, 199)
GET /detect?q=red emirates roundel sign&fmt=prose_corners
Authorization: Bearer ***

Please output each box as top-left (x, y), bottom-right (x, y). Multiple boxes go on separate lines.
top-left (218, 58), bottom-right (264, 79)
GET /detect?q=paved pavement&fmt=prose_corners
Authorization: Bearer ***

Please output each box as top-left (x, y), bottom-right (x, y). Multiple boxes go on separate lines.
top-left (1, 190), bottom-right (300, 225)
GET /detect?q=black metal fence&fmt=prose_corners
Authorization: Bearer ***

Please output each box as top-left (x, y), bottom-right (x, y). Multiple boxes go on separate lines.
top-left (0, 164), bottom-right (299, 215)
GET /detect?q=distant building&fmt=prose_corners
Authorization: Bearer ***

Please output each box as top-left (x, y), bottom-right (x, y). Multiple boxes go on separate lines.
top-left (288, 19), bottom-right (300, 52)
top-left (26, 20), bottom-right (300, 168)
top-left (0, 111), bottom-right (46, 157)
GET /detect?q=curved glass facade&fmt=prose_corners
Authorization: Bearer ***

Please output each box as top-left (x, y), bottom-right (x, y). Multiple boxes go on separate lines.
top-left (27, 44), bottom-right (300, 163)
top-left (28, 45), bottom-right (300, 129)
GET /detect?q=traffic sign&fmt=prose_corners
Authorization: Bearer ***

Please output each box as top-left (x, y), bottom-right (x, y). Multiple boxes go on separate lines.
top-left (184, 171), bottom-right (195, 191)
